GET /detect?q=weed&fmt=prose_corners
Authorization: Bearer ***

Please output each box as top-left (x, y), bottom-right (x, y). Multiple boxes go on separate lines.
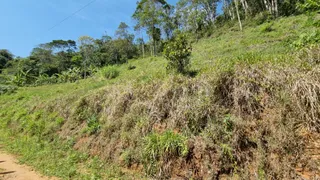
top-left (143, 130), bottom-right (188, 176)
top-left (260, 22), bottom-right (274, 32)
top-left (0, 84), bottom-right (17, 95)
top-left (84, 115), bottom-right (101, 135)
top-left (100, 66), bottom-right (120, 79)
top-left (127, 64), bottom-right (136, 70)
top-left (292, 30), bottom-right (320, 49)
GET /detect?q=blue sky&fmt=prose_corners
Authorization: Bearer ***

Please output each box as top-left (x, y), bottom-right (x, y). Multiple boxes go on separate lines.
top-left (0, 0), bottom-right (179, 57)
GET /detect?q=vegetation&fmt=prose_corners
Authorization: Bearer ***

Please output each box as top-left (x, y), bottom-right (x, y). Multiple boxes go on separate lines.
top-left (164, 31), bottom-right (192, 74)
top-left (0, 0), bottom-right (319, 179)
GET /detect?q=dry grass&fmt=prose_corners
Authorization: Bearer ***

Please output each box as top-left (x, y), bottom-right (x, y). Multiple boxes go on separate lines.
top-left (291, 67), bottom-right (320, 132)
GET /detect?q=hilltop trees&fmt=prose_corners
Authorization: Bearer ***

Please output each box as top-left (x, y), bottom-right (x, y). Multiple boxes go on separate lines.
top-left (132, 0), bottom-right (172, 56)
top-left (0, 50), bottom-right (13, 73)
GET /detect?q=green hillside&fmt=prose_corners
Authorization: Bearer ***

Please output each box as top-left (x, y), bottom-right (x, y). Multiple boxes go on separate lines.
top-left (1, 14), bottom-right (320, 179)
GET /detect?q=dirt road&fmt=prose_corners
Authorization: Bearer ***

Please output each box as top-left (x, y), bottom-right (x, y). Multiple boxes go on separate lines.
top-left (0, 149), bottom-right (56, 180)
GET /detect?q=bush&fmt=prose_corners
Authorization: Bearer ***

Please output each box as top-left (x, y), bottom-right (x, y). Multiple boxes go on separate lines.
top-left (297, 0), bottom-right (320, 13)
top-left (35, 74), bottom-right (58, 86)
top-left (292, 30), bottom-right (320, 49)
top-left (127, 64), bottom-right (136, 70)
top-left (254, 11), bottom-right (273, 25)
top-left (84, 115), bottom-right (101, 135)
top-left (260, 22), bottom-right (274, 33)
top-left (101, 66), bottom-right (120, 79)
top-left (57, 68), bottom-right (82, 83)
top-left (0, 84), bottom-right (17, 95)
top-left (163, 32), bottom-right (192, 74)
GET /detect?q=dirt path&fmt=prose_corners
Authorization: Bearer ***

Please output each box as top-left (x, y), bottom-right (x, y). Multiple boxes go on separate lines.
top-left (0, 149), bottom-right (57, 180)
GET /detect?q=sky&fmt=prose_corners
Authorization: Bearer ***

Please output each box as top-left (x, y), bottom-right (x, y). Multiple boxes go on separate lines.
top-left (0, 0), bottom-right (179, 57)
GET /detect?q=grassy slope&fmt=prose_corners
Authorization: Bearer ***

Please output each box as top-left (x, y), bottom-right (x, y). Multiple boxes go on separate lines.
top-left (0, 14), bottom-right (319, 179)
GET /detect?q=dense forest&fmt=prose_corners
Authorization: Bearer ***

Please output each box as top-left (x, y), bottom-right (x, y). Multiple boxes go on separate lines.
top-left (0, 0), bottom-right (320, 179)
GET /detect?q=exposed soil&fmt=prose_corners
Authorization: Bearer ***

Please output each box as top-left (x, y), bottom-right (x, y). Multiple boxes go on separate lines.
top-left (0, 148), bottom-right (57, 180)
top-left (296, 133), bottom-right (320, 180)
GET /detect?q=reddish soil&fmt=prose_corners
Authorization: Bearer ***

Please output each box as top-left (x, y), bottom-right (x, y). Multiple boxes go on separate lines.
top-left (296, 133), bottom-right (320, 180)
top-left (0, 149), bottom-right (57, 180)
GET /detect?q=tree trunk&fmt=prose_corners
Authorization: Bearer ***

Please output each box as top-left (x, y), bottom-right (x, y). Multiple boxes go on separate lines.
top-left (264, 0), bottom-right (272, 14)
top-left (240, 0), bottom-right (248, 17)
top-left (84, 54), bottom-right (87, 79)
top-left (274, 0), bottom-right (278, 17)
top-left (142, 43), bottom-right (145, 58)
top-left (230, 2), bottom-right (236, 20)
top-left (141, 35), bottom-right (145, 58)
top-left (235, 0), bottom-right (243, 31)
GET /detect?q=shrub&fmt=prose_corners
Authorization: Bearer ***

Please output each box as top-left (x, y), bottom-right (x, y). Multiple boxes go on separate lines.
top-left (297, 0), bottom-right (320, 13)
top-left (127, 64), bottom-right (136, 70)
top-left (35, 74), bottom-right (58, 86)
top-left (163, 32), bottom-right (192, 74)
top-left (0, 84), bottom-right (17, 95)
top-left (254, 11), bottom-right (273, 25)
top-left (57, 68), bottom-right (82, 83)
top-left (84, 115), bottom-right (101, 135)
top-left (260, 22), bottom-right (274, 33)
top-left (101, 66), bottom-right (120, 79)
top-left (292, 30), bottom-right (320, 49)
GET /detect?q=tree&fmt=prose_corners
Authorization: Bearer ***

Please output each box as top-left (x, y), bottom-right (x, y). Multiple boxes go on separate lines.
top-left (176, 0), bottom-right (219, 38)
top-left (115, 22), bottom-right (130, 39)
top-left (163, 31), bottom-right (192, 74)
top-left (235, 0), bottom-right (243, 31)
top-left (30, 47), bottom-right (57, 75)
top-left (133, 0), bottom-right (171, 56)
top-left (0, 49), bottom-right (13, 73)
top-left (78, 36), bottom-right (95, 78)
top-left (136, 37), bottom-right (145, 58)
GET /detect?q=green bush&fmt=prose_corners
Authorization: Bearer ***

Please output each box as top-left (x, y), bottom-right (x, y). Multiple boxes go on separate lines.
top-left (254, 11), bottom-right (273, 25)
top-left (292, 30), bottom-right (320, 49)
top-left (57, 68), bottom-right (82, 83)
top-left (35, 74), bottom-right (58, 86)
top-left (84, 115), bottom-right (101, 135)
top-left (297, 0), bottom-right (320, 13)
top-left (101, 66), bottom-right (120, 79)
top-left (163, 32), bottom-right (192, 74)
top-left (0, 84), bottom-right (17, 95)
top-left (127, 64), bottom-right (136, 70)
top-left (260, 22), bottom-right (274, 33)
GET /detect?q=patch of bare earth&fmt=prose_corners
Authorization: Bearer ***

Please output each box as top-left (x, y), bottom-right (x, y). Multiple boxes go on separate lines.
top-left (296, 133), bottom-right (320, 180)
top-left (0, 148), bottom-right (58, 180)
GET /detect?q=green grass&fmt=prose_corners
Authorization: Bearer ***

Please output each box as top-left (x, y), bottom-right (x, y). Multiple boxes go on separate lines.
top-left (0, 14), bottom-right (319, 179)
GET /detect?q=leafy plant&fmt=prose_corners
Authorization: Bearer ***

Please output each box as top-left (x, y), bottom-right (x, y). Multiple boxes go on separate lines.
top-left (101, 66), bottom-right (120, 79)
top-left (297, 0), bottom-right (320, 13)
top-left (35, 74), bottom-right (58, 86)
top-left (127, 64), bottom-right (136, 70)
top-left (260, 22), bottom-right (274, 33)
top-left (163, 32), bottom-right (192, 74)
top-left (57, 68), bottom-right (82, 83)
top-left (0, 84), bottom-right (17, 95)
top-left (292, 30), bottom-right (320, 49)
top-left (84, 115), bottom-right (101, 135)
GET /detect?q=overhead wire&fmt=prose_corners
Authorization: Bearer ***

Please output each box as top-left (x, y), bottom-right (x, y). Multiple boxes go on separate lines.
top-left (47, 0), bottom-right (98, 32)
